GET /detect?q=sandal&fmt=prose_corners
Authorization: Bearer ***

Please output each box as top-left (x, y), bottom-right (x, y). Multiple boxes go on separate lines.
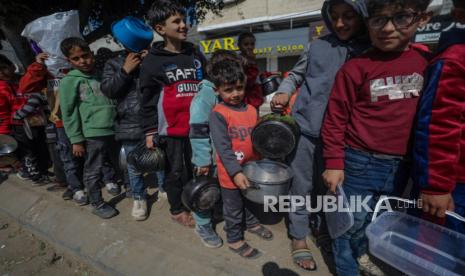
top-left (229, 242), bottom-right (262, 259)
top-left (292, 248), bottom-right (318, 271)
top-left (248, 225), bottom-right (273, 241)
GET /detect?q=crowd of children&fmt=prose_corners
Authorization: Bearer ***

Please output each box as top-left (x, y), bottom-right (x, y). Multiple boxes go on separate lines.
top-left (0, 0), bottom-right (464, 274)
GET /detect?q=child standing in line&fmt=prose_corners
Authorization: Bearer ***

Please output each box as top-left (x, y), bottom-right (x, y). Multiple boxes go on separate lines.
top-left (413, 0), bottom-right (465, 235)
top-left (321, 0), bottom-right (432, 274)
top-left (59, 37), bottom-right (119, 219)
top-left (209, 59), bottom-right (273, 259)
top-left (237, 32), bottom-right (263, 110)
top-left (140, 0), bottom-right (206, 227)
top-left (190, 49), bottom-right (241, 248)
top-left (0, 55), bottom-right (17, 136)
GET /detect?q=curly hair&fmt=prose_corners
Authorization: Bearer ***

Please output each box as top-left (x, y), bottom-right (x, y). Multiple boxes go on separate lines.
top-left (367, 0), bottom-right (431, 16)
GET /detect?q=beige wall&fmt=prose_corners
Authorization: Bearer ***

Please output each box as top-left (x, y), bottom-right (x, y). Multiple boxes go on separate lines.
top-left (199, 0), bottom-right (324, 27)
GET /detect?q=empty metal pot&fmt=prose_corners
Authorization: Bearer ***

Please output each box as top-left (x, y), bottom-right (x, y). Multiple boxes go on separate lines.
top-left (0, 135), bottom-right (18, 156)
top-left (242, 160), bottom-right (293, 204)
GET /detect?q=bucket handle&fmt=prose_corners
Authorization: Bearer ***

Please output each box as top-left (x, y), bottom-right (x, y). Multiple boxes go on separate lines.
top-left (372, 196), bottom-right (465, 223)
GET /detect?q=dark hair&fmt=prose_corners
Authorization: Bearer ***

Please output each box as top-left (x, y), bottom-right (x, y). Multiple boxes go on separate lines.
top-left (147, 0), bottom-right (186, 26)
top-left (0, 54), bottom-right (14, 69)
top-left (60, 37), bottom-right (91, 57)
top-left (367, 0), bottom-right (430, 16)
top-left (453, 0), bottom-right (465, 9)
top-left (237, 31), bottom-right (255, 46)
top-left (206, 50), bottom-right (240, 77)
top-left (209, 59), bottom-right (245, 88)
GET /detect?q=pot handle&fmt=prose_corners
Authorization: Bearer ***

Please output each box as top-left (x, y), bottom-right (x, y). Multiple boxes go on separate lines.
top-left (248, 182), bottom-right (261, 190)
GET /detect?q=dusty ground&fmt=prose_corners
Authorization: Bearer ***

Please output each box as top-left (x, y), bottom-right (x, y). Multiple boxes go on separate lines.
top-left (0, 214), bottom-right (102, 276)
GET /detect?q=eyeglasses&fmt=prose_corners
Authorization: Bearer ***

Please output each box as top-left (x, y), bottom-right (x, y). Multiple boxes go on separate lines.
top-left (367, 12), bottom-right (420, 30)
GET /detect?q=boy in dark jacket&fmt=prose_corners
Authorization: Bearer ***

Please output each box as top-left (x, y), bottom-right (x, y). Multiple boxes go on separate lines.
top-left (140, 0), bottom-right (206, 227)
top-left (59, 37), bottom-right (119, 219)
top-left (413, 0), bottom-right (465, 234)
top-left (101, 19), bottom-right (153, 220)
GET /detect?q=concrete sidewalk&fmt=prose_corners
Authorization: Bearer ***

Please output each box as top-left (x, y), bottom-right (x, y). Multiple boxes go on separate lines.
top-left (0, 175), bottom-right (333, 276)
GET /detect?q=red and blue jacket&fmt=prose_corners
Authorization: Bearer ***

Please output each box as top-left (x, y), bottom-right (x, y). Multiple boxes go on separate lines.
top-left (413, 26), bottom-right (465, 194)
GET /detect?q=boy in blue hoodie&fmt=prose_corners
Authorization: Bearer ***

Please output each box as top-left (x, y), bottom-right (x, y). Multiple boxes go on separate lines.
top-left (271, 0), bottom-right (370, 271)
top-left (189, 50), bottom-right (241, 248)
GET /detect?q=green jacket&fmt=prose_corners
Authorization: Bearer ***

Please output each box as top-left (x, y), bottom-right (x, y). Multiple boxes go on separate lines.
top-left (59, 69), bottom-right (116, 144)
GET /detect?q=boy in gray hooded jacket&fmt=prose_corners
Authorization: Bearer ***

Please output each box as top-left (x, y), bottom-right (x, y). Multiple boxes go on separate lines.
top-left (271, 0), bottom-right (370, 271)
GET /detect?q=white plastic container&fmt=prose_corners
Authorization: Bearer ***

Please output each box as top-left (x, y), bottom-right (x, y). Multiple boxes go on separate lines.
top-left (325, 185), bottom-right (354, 239)
top-left (366, 197), bottom-right (465, 276)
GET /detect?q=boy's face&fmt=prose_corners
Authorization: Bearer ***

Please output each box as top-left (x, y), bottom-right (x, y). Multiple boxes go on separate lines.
top-left (330, 3), bottom-right (364, 41)
top-left (368, 5), bottom-right (430, 52)
top-left (67, 46), bottom-right (95, 73)
top-left (216, 80), bottom-right (246, 106)
top-left (239, 36), bottom-right (256, 58)
top-left (155, 12), bottom-right (188, 42)
top-left (0, 65), bottom-right (15, 81)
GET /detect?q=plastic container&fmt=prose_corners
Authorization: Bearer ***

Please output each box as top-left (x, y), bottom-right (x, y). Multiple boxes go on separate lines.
top-left (325, 185), bottom-right (354, 239)
top-left (111, 16), bottom-right (153, 52)
top-left (366, 197), bottom-right (465, 276)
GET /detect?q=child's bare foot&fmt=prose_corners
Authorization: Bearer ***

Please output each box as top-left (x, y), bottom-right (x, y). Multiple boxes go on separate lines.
top-left (229, 241), bottom-right (261, 259)
top-left (171, 211), bottom-right (195, 228)
top-left (291, 239), bottom-right (317, 271)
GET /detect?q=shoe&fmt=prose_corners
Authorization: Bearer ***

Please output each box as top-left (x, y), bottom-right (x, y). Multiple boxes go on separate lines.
top-left (131, 199), bottom-right (147, 221)
top-left (195, 224), bottom-right (223, 248)
top-left (31, 175), bottom-right (51, 186)
top-left (16, 171), bottom-right (31, 180)
top-left (358, 254), bottom-right (385, 276)
top-left (62, 189), bottom-right (74, 200)
top-left (91, 202), bottom-right (118, 219)
top-left (73, 190), bottom-right (88, 206)
top-left (125, 188), bottom-right (133, 198)
top-left (105, 182), bottom-right (121, 196)
top-left (46, 182), bottom-right (67, 192)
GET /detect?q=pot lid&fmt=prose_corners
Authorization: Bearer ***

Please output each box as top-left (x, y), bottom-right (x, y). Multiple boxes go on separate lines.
top-left (0, 135), bottom-right (18, 155)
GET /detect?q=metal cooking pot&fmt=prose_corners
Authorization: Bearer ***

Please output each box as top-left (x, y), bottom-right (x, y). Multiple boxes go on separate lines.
top-left (0, 135), bottom-right (18, 156)
top-left (182, 176), bottom-right (221, 213)
top-left (261, 75), bottom-right (282, 96)
top-left (252, 114), bottom-right (300, 159)
top-left (242, 160), bottom-right (293, 204)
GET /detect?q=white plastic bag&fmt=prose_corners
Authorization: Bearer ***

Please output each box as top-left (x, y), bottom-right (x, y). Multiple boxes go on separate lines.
top-left (21, 10), bottom-right (81, 77)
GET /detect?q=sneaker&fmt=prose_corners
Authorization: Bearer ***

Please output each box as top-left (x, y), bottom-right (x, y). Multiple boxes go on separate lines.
top-left (73, 190), bottom-right (88, 206)
top-left (91, 202), bottom-right (118, 219)
top-left (62, 188), bottom-right (74, 200)
top-left (105, 182), bottom-right (121, 196)
top-left (16, 171), bottom-right (31, 180)
top-left (131, 199), bottom-right (147, 221)
top-left (46, 182), bottom-right (67, 192)
top-left (31, 175), bottom-right (51, 186)
top-left (358, 254), bottom-right (385, 276)
top-left (195, 224), bottom-right (223, 248)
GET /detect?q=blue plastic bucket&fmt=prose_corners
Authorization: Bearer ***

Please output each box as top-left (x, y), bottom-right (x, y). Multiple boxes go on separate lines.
top-left (112, 16), bottom-right (153, 52)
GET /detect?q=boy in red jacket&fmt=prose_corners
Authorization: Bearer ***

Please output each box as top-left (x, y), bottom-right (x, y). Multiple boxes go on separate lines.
top-left (321, 0), bottom-right (432, 274)
top-left (413, 0), bottom-right (465, 235)
top-left (0, 54), bottom-right (16, 135)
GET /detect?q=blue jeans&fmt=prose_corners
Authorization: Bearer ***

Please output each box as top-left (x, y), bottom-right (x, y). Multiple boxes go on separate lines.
top-left (122, 141), bottom-right (147, 200)
top-left (447, 183), bottom-right (465, 235)
top-left (333, 148), bottom-right (408, 275)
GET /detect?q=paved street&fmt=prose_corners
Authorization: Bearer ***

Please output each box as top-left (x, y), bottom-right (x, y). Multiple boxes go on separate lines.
top-left (0, 175), bottom-right (333, 276)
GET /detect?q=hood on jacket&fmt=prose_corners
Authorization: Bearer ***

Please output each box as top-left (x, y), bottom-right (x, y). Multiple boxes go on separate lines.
top-left (66, 69), bottom-right (96, 79)
top-left (321, 0), bottom-right (368, 37)
top-left (149, 41), bottom-right (196, 56)
top-left (436, 25), bottom-right (465, 54)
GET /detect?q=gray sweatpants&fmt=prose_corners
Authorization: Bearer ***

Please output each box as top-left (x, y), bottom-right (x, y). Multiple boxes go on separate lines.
top-left (288, 135), bottom-right (324, 240)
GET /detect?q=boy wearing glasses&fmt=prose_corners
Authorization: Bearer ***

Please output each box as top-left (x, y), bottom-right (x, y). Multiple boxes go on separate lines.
top-left (321, 0), bottom-right (432, 274)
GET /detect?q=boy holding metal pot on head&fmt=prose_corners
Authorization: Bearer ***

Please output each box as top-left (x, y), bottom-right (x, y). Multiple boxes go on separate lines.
top-left (101, 17), bottom-right (153, 221)
top-left (209, 59), bottom-right (273, 259)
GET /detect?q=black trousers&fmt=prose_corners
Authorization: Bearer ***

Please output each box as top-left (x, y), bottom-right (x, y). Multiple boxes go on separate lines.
top-left (12, 125), bottom-right (50, 177)
top-left (84, 136), bottom-right (119, 205)
top-left (163, 137), bottom-right (193, 215)
top-left (221, 188), bottom-right (260, 243)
